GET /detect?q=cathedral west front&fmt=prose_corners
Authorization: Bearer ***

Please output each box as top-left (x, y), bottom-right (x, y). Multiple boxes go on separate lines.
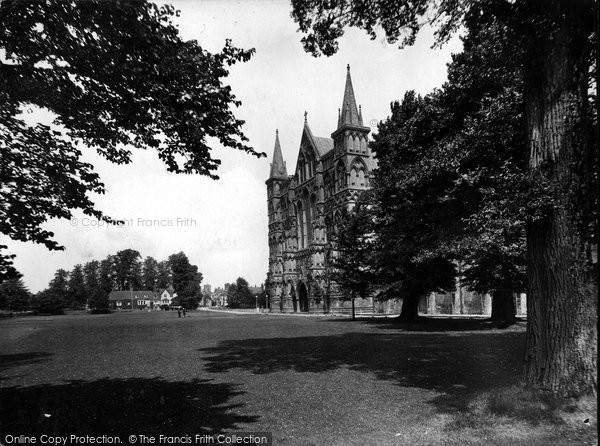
top-left (265, 66), bottom-right (376, 313)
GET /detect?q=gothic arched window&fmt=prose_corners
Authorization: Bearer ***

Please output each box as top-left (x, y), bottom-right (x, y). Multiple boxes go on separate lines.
top-left (350, 169), bottom-right (357, 186)
top-left (310, 193), bottom-right (318, 242)
top-left (274, 202), bottom-right (281, 221)
top-left (358, 169), bottom-right (366, 186)
top-left (360, 136), bottom-right (367, 153)
top-left (336, 161), bottom-right (346, 191)
top-left (298, 154), bottom-right (305, 183)
top-left (297, 201), bottom-right (305, 249)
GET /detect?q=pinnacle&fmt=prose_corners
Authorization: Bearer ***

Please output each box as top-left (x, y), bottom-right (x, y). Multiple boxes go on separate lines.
top-left (339, 64), bottom-right (361, 128)
top-left (269, 129), bottom-right (287, 178)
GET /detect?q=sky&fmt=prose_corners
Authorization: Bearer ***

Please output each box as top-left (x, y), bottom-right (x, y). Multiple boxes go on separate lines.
top-left (3, 0), bottom-right (463, 293)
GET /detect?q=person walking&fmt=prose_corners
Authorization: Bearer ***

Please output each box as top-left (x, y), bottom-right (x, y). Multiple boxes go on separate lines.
top-left (182, 306), bottom-right (187, 317)
top-left (177, 306), bottom-right (181, 318)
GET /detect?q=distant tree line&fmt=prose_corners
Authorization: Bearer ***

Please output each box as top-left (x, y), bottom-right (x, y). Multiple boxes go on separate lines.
top-left (0, 250), bottom-right (202, 314)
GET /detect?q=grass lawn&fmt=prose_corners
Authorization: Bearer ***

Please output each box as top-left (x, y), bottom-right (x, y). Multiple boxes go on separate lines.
top-left (0, 311), bottom-right (596, 445)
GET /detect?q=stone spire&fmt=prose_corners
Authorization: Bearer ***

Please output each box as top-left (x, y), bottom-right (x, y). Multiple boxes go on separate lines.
top-left (338, 64), bottom-right (360, 128)
top-left (269, 129), bottom-right (287, 178)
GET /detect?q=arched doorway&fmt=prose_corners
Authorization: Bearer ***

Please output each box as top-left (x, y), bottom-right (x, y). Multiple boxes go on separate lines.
top-left (290, 284), bottom-right (297, 312)
top-left (298, 282), bottom-right (309, 312)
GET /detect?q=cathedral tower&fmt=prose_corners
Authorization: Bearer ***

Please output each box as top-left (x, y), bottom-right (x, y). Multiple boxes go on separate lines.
top-left (331, 65), bottom-right (372, 208)
top-left (266, 130), bottom-right (288, 308)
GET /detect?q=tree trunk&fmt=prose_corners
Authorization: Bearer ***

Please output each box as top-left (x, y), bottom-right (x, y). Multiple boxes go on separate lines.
top-left (523, 0), bottom-right (597, 396)
top-left (398, 296), bottom-right (419, 323)
top-left (490, 289), bottom-right (516, 326)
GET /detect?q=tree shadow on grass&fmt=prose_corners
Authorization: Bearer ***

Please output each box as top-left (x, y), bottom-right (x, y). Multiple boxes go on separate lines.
top-left (0, 378), bottom-right (258, 434)
top-left (0, 352), bottom-right (54, 383)
top-left (199, 331), bottom-right (525, 414)
top-left (0, 352), bottom-right (54, 371)
top-left (320, 316), bottom-right (527, 332)
top-left (198, 329), bottom-right (596, 438)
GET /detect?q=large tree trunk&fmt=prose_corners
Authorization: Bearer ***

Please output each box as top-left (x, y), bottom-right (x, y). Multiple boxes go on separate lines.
top-left (398, 296), bottom-right (419, 323)
top-left (490, 289), bottom-right (516, 326)
top-left (523, 0), bottom-right (597, 396)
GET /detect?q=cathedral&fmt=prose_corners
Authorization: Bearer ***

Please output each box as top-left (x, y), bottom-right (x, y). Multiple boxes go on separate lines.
top-left (265, 66), bottom-right (376, 313)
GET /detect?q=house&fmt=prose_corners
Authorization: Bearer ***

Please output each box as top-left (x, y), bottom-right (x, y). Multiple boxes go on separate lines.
top-left (109, 290), bottom-right (159, 310)
top-left (157, 285), bottom-right (176, 307)
top-left (212, 286), bottom-right (227, 306)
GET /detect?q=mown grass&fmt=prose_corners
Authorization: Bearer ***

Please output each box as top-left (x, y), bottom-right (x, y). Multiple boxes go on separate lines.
top-left (438, 385), bottom-right (597, 445)
top-left (0, 311), bottom-right (596, 445)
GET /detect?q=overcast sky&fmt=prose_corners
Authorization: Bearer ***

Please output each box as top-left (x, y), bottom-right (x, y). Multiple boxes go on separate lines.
top-left (4, 0), bottom-right (463, 293)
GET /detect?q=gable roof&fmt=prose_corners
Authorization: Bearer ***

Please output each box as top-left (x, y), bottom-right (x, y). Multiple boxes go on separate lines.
top-left (108, 290), bottom-right (157, 301)
top-left (313, 136), bottom-right (334, 156)
top-left (299, 121), bottom-right (334, 161)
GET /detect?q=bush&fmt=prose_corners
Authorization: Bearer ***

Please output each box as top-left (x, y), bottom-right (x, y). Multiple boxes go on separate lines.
top-left (88, 289), bottom-right (109, 312)
top-left (90, 308), bottom-right (112, 314)
top-left (32, 290), bottom-right (65, 315)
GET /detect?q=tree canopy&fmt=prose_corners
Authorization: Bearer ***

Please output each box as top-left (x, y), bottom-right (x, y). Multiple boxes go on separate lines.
top-left (67, 263), bottom-right (87, 308)
top-left (364, 10), bottom-right (529, 322)
top-left (114, 249), bottom-right (142, 291)
top-left (0, 0), bottom-right (261, 279)
top-left (0, 278), bottom-right (31, 312)
top-left (169, 252), bottom-right (202, 310)
top-left (30, 268), bottom-right (68, 314)
top-left (329, 194), bottom-right (376, 320)
top-left (291, 0), bottom-right (464, 56)
top-left (227, 277), bottom-right (254, 308)
top-left (142, 257), bottom-right (159, 291)
top-left (368, 89), bottom-right (457, 322)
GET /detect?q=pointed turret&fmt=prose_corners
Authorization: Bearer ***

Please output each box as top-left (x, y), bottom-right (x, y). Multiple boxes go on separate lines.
top-left (338, 64), bottom-right (361, 128)
top-left (269, 129), bottom-right (287, 178)
top-left (331, 65), bottom-right (370, 140)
